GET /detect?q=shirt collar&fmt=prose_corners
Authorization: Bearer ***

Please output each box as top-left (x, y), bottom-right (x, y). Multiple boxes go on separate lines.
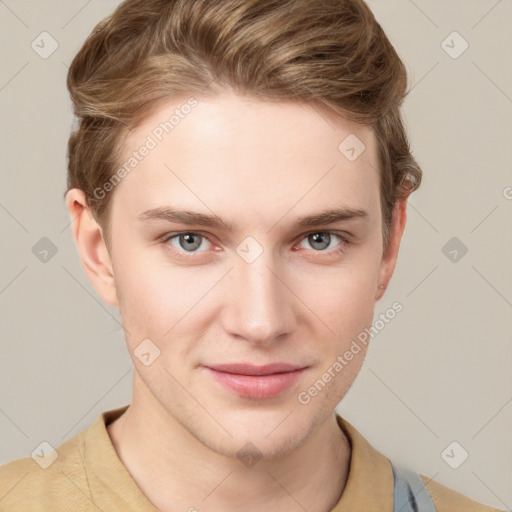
top-left (84, 404), bottom-right (158, 510)
top-left (331, 414), bottom-right (394, 511)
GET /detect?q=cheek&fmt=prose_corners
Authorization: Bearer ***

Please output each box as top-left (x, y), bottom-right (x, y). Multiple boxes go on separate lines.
top-left (112, 247), bottom-right (175, 337)
top-left (112, 246), bottom-right (221, 344)
top-left (295, 265), bottom-right (378, 401)
top-left (300, 255), bottom-right (380, 340)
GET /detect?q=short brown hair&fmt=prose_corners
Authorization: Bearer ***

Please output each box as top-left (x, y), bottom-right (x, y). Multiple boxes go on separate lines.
top-left (65, 0), bottom-right (422, 249)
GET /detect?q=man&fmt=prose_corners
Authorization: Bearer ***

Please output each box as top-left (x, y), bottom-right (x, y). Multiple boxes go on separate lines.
top-left (0, 0), bottom-right (503, 510)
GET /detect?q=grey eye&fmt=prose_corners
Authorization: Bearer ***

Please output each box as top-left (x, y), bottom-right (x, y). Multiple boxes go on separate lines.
top-left (175, 233), bottom-right (204, 252)
top-left (307, 233), bottom-right (332, 251)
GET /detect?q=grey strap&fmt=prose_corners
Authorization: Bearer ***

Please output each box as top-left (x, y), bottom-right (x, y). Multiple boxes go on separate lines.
top-left (391, 462), bottom-right (437, 512)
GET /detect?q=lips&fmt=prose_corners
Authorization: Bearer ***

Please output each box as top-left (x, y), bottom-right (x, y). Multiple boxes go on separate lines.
top-left (207, 363), bottom-right (304, 376)
top-left (204, 363), bottom-right (307, 399)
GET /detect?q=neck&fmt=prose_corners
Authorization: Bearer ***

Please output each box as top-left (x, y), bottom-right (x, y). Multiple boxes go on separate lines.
top-left (107, 384), bottom-right (351, 512)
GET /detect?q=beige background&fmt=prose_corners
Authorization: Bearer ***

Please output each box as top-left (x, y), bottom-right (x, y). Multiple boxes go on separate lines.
top-left (1, 0), bottom-right (511, 509)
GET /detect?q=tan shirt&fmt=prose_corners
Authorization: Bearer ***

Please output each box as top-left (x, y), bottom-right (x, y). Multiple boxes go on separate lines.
top-left (0, 405), bottom-right (503, 511)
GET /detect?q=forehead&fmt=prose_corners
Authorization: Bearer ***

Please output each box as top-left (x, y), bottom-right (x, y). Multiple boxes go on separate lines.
top-left (111, 91), bottom-right (380, 230)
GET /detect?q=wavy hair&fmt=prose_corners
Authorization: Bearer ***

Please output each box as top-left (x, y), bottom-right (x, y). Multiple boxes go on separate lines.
top-left (66, 0), bottom-right (422, 249)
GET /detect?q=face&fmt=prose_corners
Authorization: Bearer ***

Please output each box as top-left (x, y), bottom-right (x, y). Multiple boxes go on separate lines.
top-left (86, 91), bottom-right (401, 459)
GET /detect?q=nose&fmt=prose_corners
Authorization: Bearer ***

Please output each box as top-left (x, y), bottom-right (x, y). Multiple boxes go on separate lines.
top-left (220, 249), bottom-right (296, 346)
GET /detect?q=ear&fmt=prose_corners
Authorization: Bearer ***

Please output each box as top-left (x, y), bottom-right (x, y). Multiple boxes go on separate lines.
top-left (374, 196), bottom-right (408, 302)
top-left (65, 189), bottom-right (119, 307)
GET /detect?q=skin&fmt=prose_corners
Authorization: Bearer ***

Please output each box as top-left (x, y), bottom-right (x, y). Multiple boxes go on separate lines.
top-left (66, 90), bottom-right (408, 512)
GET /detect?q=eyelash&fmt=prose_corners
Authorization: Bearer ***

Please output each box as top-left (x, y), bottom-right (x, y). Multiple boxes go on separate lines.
top-left (159, 230), bottom-right (351, 262)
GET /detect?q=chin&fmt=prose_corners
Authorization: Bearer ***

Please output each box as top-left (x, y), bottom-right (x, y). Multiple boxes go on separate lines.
top-left (208, 426), bottom-right (308, 463)
top-left (209, 410), bottom-right (315, 459)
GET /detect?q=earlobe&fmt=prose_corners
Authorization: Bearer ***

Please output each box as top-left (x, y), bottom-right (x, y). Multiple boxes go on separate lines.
top-left (374, 197), bottom-right (408, 303)
top-left (65, 189), bottom-right (119, 307)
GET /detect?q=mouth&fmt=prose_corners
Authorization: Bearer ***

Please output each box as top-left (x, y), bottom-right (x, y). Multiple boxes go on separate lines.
top-left (203, 363), bottom-right (308, 399)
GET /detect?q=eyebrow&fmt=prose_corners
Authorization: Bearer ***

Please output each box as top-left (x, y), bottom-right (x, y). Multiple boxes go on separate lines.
top-left (137, 206), bottom-right (368, 231)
